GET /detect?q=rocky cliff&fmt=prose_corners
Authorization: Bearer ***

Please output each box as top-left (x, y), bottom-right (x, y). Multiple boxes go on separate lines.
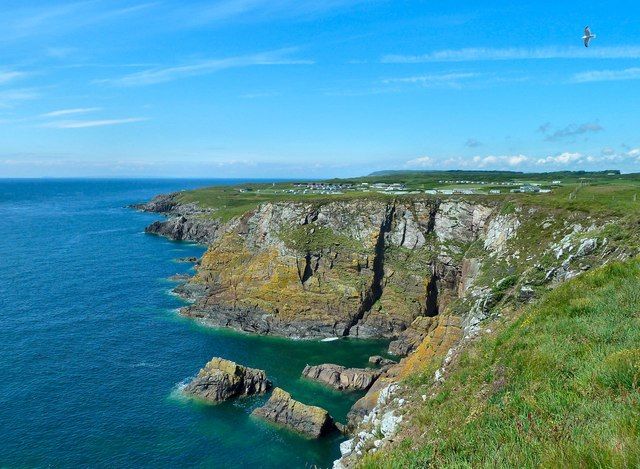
top-left (142, 194), bottom-right (510, 341)
top-left (138, 190), bottom-right (633, 464)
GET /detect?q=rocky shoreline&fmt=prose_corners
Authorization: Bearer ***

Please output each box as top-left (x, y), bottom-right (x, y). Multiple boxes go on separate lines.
top-left (135, 190), bottom-right (622, 466)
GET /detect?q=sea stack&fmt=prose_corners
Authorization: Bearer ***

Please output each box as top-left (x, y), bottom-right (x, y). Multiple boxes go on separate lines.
top-left (302, 364), bottom-right (381, 391)
top-left (252, 388), bottom-right (338, 438)
top-left (183, 357), bottom-right (271, 403)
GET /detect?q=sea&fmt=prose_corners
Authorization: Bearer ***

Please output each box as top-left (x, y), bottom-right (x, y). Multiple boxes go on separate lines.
top-left (0, 179), bottom-right (389, 468)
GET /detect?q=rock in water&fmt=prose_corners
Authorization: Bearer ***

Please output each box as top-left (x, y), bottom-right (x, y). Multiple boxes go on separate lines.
top-left (183, 357), bottom-right (271, 403)
top-left (175, 256), bottom-right (198, 263)
top-left (368, 355), bottom-right (397, 368)
top-left (252, 388), bottom-right (337, 438)
top-left (302, 364), bottom-right (381, 391)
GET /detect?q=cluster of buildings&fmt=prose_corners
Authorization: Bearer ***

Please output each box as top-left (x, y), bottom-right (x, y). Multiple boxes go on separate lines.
top-left (287, 181), bottom-right (413, 195)
top-left (253, 179), bottom-right (556, 197)
top-left (287, 182), bottom-right (354, 194)
top-left (425, 188), bottom-right (476, 195)
top-left (509, 184), bottom-right (551, 194)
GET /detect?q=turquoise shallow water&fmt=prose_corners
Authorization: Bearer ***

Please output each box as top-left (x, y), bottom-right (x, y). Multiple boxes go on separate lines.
top-left (0, 179), bottom-right (388, 468)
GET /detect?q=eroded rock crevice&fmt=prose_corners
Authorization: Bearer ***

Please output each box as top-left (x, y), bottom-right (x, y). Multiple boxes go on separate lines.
top-left (345, 204), bottom-right (395, 336)
top-left (424, 271), bottom-right (439, 317)
top-left (298, 252), bottom-right (314, 285)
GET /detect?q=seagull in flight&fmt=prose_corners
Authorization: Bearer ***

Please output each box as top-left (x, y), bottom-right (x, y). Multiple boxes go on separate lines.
top-left (583, 26), bottom-right (596, 47)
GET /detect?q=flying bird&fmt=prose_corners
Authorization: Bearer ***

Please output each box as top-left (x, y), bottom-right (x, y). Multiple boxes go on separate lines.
top-left (583, 26), bottom-right (596, 47)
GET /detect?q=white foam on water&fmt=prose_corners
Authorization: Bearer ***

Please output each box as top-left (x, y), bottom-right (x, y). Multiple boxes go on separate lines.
top-left (321, 337), bottom-right (340, 342)
top-left (168, 377), bottom-right (193, 403)
top-left (131, 361), bottom-right (161, 368)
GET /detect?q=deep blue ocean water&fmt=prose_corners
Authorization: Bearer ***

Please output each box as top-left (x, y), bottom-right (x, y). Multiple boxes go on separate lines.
top-left (0, 179), bottom-right (388, 468)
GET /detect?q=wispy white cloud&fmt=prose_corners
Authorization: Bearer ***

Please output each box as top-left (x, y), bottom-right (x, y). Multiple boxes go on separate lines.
top-left (572, 67), bottom-right (640, 83)
top-left (40, 107), bottom-right (101, 118)
top-left (99, 49), bottom-right (313, 86)
top-left (1, 2), bottom-right (159, 41)
top-left (180, 0), bottom-right (373, 26)
top-left (382, 46), bottom-right (640, 63)
top-left (43, 117), bottom-right (148, 129)
top-left (0, 70), bottom-right (28, 84)
top-left (0, 88), bottom-right (40, 107)
top-left (382, 72), bottom-right (479, 88)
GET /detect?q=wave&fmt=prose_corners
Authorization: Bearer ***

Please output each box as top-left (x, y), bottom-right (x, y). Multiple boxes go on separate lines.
top-left (131, 361), bottom-right (161, 368)
top-left (168, 377), bottom-right (193, 403)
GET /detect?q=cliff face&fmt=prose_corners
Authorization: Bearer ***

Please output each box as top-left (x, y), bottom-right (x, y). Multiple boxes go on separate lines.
top-left (145, 196), bottom-right (510, 340)
top-left (139, 190), bottom-right (632, 466)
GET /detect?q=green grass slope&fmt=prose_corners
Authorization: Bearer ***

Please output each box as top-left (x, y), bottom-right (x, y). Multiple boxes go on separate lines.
top-left (362, 258), bottom-right (640, 468)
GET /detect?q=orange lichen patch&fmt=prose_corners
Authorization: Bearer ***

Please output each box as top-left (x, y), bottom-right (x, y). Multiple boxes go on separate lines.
top-left (399, 315), bottom-right (462, 378)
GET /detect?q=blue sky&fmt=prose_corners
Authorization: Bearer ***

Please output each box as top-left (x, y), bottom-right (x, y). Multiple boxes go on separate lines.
top-left (0, 0), bottom-right (639, 177)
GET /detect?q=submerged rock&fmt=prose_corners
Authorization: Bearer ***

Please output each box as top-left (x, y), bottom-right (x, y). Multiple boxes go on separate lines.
top-left (302, 364), bottom-right (381, 391)
top-left (252, 388), bottom-right (338, 438)
top-left (183, 357), bottom-right (271, 403)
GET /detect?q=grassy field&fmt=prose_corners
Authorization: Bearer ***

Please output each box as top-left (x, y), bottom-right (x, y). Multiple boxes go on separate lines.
top-left (175, 182), bottom-right (392, 221)
top-left (360, 258), bottom-right (640, 468)
top-left (177, 170), bottom-right (640, 221)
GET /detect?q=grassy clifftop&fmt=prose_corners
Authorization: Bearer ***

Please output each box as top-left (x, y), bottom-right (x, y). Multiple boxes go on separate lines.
top-left (362, 258), bottom-right (640, 468)
top-left (176, 171), bottom-right (640, 222)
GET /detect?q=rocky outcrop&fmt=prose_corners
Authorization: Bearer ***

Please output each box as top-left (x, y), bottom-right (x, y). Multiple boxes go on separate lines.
top-left (168, 273), bottom-right (191, 282)
top-left (388, 316), bottom-right (438, 356)
top-left (183, 357), bottom-right (271, 403)
top-left (145, 215), bottom-right (220, 244)
top-left (338, 383), bottom-right (405, 467)
top-left (484, 213), bottom-right (520, 254)
top-left (135, 192), bottom-right (221, 244)
top-left (173, 282), bottom-right (207, 302)
top-left (397, 315), bottom-right (463, 378)
top-left (131, 193), bottom-right (179, 213)
top-left (176, 256), bottom-right (198, 263)
top-left (434, 201), bottom-right (492, 243)
top-left (346, 375), bottom-right (398, 430)
top-left (302, 364), bottom-right (381, 391)
top-left (252, 388), bottom-right (338, 438)
top-left (368, 356), bottom-right (397, 368)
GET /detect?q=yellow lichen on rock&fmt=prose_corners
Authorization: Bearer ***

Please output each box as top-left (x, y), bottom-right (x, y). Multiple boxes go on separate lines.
top-left (399, 315), bottom-right (462, 378)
